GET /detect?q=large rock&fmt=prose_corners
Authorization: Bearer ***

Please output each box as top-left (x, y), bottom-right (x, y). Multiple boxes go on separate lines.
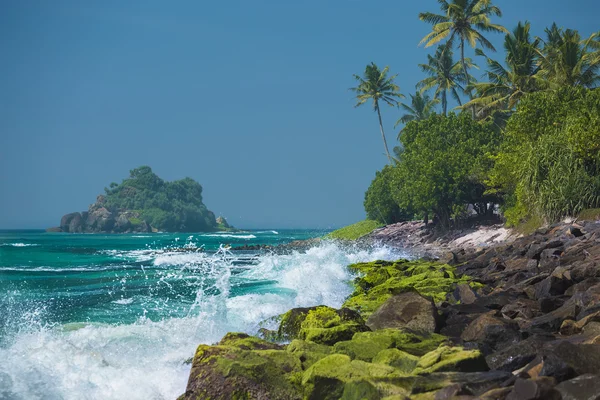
top-left (60, 212), bottom-right (84, 233)
top-left (366, 292), bottom-right (438, 333)
top-left (555, 374), bottom-right (600, 400)
top-left (461, 312), bottom-right (521, 353)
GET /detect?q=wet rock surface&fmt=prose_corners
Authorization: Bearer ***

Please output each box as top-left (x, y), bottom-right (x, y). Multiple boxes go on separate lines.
top-left (180, 220), bottom-right (600, 399)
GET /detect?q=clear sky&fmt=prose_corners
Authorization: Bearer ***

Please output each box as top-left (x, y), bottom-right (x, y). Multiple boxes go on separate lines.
top-left (1, 0), bottom-right (598, 229)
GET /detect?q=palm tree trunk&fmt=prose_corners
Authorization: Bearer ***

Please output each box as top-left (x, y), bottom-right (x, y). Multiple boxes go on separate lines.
top-left (461, 39), bottom-right (476, 118)
top-left (442, 90), bottom-right (447, 116)
top-left (376, 105), bottom-right (393, 164)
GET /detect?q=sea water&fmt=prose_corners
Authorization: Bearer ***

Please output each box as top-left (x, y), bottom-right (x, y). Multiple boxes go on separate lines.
top-left (0, 229), bottom-right (406, 400)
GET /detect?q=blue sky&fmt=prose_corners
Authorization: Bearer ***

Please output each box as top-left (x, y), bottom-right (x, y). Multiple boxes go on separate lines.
top-left (1, 0), bottom-right (599, 229)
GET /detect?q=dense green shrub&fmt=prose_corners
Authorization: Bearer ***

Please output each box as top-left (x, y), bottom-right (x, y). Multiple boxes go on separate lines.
top-left (393, 113), bottom-right (501, 228)
top-left (104, 166), bottom-right (217, 232)
top-left (364, 166), bottom-right (412, 224)
top-left (490, 88), bottom-right (600, 225)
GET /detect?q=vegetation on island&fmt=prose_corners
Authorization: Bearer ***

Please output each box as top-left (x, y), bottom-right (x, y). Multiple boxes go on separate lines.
top-left (103, 166), bottom-right (220, 232)
top-left (354, 0), bottom-right (600, 230)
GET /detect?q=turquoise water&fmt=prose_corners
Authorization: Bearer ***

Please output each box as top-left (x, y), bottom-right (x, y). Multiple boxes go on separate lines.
top-left (0, 229), bottom-right (405, 400)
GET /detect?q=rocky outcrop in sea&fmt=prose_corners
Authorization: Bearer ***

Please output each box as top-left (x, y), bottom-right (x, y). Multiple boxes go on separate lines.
top-left (179, 219), bottom-right (600, 399)
top-left (48, 195), bottom-right (151, 233)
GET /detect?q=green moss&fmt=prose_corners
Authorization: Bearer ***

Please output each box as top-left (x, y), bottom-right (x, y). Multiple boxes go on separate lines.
top-left (301, 354), bottom-right (408, 400)
top-left (372, 349), bottom-right (419, 374)
top-left (188, 344), bottom-right (302, 399)
top-left (278, 306), bottom-right (368, 346)
top-left (343, 260), bottom-right (474, 317)
top-left (301, 306), bottom-right (342, 329)
top-left (300, 323), bottom-right (368, 346)
top-left (218, 332), bottom-right (282, 350)
top-left (286, 340), bottom-right (332, 370)
top-left (513, 214), bottom-right (545, 235)
top-left (351, 330), bottom-right (447, 357)
top-left (412, 346), bottom-right (487, 374)
top-left (326, 220), bottom-right (384, 241)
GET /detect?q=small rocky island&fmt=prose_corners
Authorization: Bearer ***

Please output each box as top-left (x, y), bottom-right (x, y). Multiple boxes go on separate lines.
top-left (48, 166), bottom-right (231, 233)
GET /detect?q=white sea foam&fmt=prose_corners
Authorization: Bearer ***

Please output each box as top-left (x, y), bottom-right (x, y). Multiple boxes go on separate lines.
top-left (0, 241), bottom-right (406, 400)
top-left (1, 243), bottom-right (39, 247)
top-left (201, 234), bottom-right (257, 239)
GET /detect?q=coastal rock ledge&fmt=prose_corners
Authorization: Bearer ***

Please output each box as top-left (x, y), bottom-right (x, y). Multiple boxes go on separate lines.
top-left (53, 195), bottom-right (152, 233)
top-left (180, 219), bottom-right (600, 399)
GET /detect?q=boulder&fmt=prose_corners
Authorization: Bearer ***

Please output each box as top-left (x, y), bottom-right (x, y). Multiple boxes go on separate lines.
top-left (506, 377), bottom-right (561, 400)
top-left (555, 374), bottom-right (600, 400)
top-left (181, 342), bottom-right (302, 400)
top-left (485, 334), bottom-right (554, 372)
top-left (60, 212), bottom-right (84, 233)
top-left (461, 312), bottom-right (521, 353)
top-left (278, 306), bottom-right (369, 346)
top-left (366, 292), bottom-right (438, 333)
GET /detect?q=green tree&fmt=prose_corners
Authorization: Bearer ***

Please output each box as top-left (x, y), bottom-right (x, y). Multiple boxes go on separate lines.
top-left (464, 21), bottom-right (541, 117)
top-left (536, 24), bottom-right (600, 88)
top-left (417, 46), bottom-right (470, 115)
top-left (394, 113), bottom-right (501, 228)
top-left (351, 63), bottom-right (404, 163)
top-left (395, 91), bottom-right (440, 128)
top-left (364, 166), bottom-right (411, 224)
top-left (489, 88), bottom-right (600, 225)
top-left (419, 0), bottom-right (508, 102)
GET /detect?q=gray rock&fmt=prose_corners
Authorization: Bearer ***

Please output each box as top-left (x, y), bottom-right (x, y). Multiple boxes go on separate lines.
top-left (366, 291), bottom-right (437, 333)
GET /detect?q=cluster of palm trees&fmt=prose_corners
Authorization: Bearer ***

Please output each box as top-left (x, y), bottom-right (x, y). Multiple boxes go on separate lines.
top-left (351, 0), bottom-right (600, 163)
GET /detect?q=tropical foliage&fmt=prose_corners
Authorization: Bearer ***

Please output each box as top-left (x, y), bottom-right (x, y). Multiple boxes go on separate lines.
top-left (351, 63), bottom-right (404, 163)
top-left (104, 166), bottom-right (217, 232)
top-left (353, 2), bottom-right (599, 230)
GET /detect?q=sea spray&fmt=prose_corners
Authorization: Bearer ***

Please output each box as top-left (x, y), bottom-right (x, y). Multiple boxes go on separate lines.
top-left (0, 232), bottom-right (407, 400)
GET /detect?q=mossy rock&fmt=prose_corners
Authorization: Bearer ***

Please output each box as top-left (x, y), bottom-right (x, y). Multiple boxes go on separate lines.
top-left (286, 339), bottom-right (332, 370)
top-left (301, 354), bottom-right (413, 400)
top-left (182, 344), bottom-right (302, 400)
top-left (343, 260), bottom-right (475, 318)
top-left (372, 349), bottom-right (420, 374)
top-left (350, 329), bottom-right (447, 357)
top-left (413, 346), bottom-right (488, 374)
top-left (279, 306), bottom-right (369, 346)
top-left (218, 332), bottom-right (282, 350)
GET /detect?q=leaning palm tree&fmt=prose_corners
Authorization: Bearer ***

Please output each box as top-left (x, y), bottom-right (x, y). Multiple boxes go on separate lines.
top-left (395, 92), bottom-right (440, 129)
top-left (417, 46), bottom-right (471, 115)
top-left (464, 21), bottom-right (541, 116)
top-left (536, 24), bottom-right (600, 88)
top-left (351, 63), bottom-right (404, 163)
top-left (419, 0), bottom-right (508, 95)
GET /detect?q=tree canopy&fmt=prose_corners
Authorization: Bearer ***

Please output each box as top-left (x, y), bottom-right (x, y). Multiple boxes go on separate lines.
top-left (104, 166), bottom-right (217, 232)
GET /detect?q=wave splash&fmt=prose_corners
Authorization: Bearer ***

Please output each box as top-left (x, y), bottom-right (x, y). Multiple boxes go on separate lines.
top-left (0, 241), bottom-right (406, 400)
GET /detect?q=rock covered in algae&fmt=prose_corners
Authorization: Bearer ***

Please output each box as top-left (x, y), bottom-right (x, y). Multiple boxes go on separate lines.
top-left (180, 333), bottom-right (303, 400)
top-left (343, 259), bottom-right (479, 318)
top-left (278, 305), bottom-right (369, 345)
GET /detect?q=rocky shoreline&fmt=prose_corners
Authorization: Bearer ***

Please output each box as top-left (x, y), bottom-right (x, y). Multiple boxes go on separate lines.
top-left (179, 219), bottom-right (600, 399)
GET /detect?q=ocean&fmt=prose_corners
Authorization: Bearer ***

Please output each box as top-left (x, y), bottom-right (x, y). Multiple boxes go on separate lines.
top-left (0, 229), bottom-right (406, 399)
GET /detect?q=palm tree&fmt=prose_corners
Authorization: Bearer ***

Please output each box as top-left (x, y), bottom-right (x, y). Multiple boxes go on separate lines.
top-left (395, 92), bottom-right (440, 129)
top-left (417, 46), bottom-right (471, 115)
top-left (536, 24), bottom-right (600, 88)
top-left (351, 63), bottom-right (404, 163)
top-left (419, 0), bottom-right (508, 96)
top-left (464, 22), bottom-right (541, 116)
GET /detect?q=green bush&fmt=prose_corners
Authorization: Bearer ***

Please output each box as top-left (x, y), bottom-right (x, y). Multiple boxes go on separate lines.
top-left (490, 88), bottom-right (600, 225)
top-left (393, 113), bottom-right (501, 228)
top-left (364, 166), bottom-right (412, 224)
